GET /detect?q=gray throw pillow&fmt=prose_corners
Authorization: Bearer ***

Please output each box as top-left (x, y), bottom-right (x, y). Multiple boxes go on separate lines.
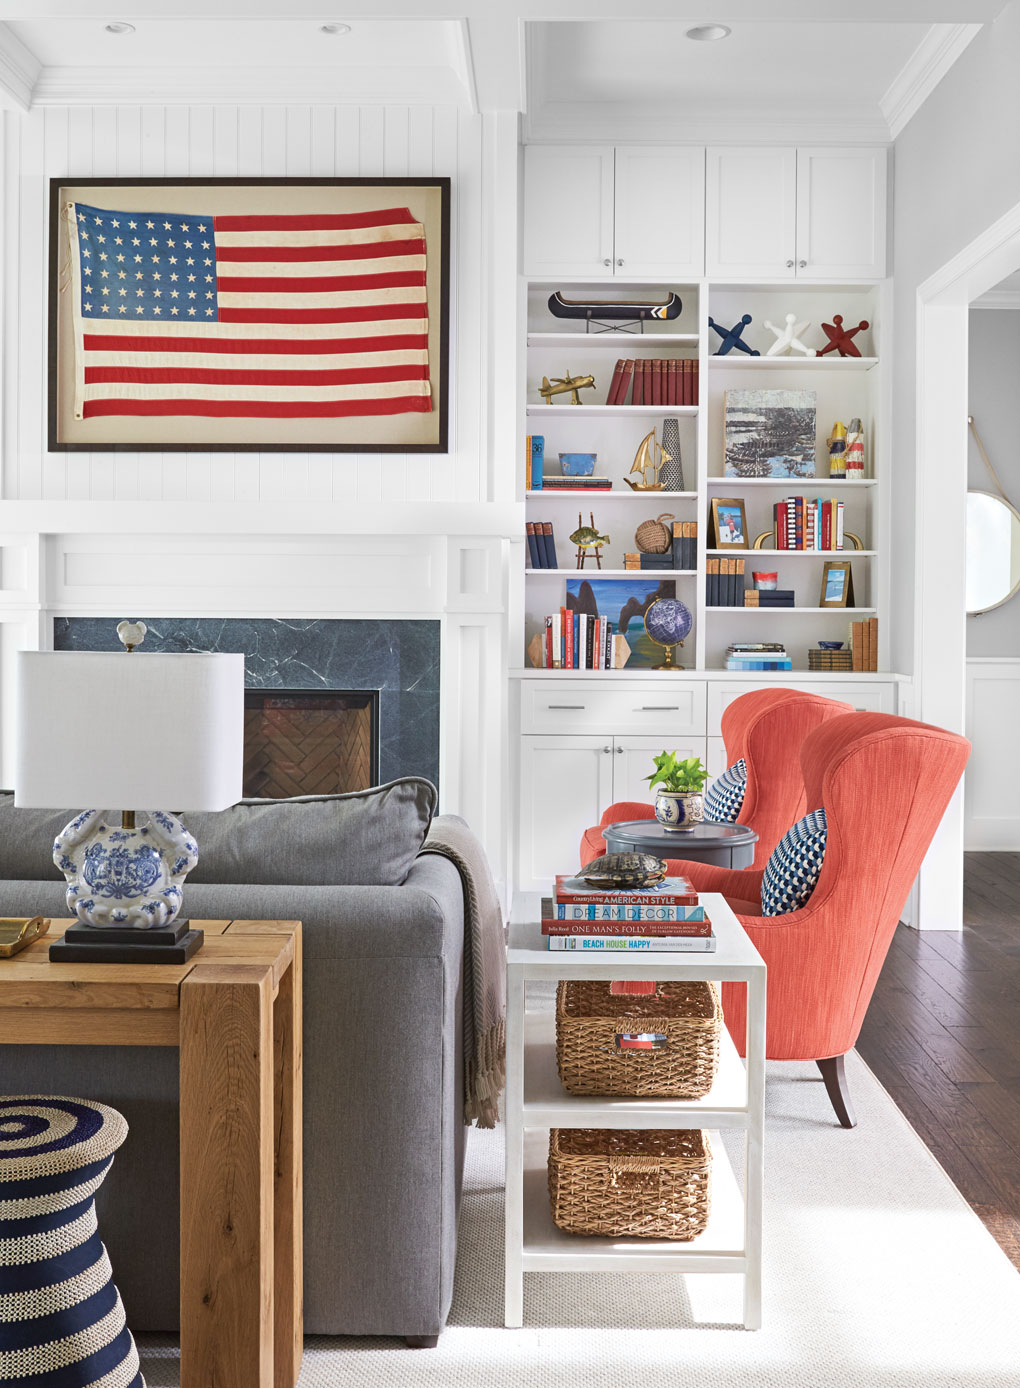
top-left (0, 778), bottom-right (436, 889)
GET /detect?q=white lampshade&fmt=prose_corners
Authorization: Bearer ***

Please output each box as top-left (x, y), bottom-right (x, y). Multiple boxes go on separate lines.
top-left (14, 651), bottom-right (244, 811)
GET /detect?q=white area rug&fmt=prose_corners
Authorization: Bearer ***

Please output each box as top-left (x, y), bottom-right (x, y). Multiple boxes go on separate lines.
top-left (138, 1052), bottom-right (1020, 1387)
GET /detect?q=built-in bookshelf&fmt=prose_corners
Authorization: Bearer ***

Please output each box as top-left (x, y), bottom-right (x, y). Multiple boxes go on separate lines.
top-left (519, 276), bottom-right (889, 675)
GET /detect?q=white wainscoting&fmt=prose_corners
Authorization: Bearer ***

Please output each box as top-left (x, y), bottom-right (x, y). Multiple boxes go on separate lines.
top-left (965, 658), bottom-right (1020, 850)
top-left (1, 101), bottom-right (498, 506)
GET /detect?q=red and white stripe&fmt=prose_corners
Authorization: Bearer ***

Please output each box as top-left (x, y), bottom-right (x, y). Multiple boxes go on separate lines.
top-left (74, 207), bottom-right (431, 420)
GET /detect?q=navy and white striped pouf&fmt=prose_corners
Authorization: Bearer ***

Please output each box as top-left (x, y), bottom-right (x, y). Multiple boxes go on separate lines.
top-left (0, 1096), bottom-right (145, 1387)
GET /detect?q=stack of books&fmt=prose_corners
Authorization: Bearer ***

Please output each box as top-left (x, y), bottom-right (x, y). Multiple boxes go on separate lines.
top-left (525, 521), bottom-right (558, 568)
top-left (606, 358), bottom-right (699, 407)
top-left (624, 521), bottom-right (698, 572)
top-left (541, 475), bottom-right (613, 492)
top-left (706, 557), bottom-right (746, 605)
top-left (543, 874), bottom-right (715, 951)
top-left (773, 497), bottom-right (847, 550)
top-left (539, 610), bottom-right (629, 669)
top-left (725, 643), bottom-right (792, 671)
top-left (849, 616), bottom-right (879, 671)
top-left (808, 647), bottom-right (854, 671)
top-left (744, 588), bottom-right (795, 608)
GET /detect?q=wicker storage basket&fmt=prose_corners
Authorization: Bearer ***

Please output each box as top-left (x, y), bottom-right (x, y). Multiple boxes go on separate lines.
top-left (548, 1128), bottom-right (712, 1240)
top-left (556, 979), bottom-right (721, 1098)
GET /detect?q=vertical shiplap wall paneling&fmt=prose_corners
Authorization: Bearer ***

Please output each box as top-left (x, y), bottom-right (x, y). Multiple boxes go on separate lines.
top-left (6, 102), bottom-right (484, 504)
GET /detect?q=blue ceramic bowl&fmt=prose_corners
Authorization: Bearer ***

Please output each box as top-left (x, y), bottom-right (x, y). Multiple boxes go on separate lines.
top-left (818, 640), bottom-right (845, 650)
top-left (559, 452), bottom-right (597, 476)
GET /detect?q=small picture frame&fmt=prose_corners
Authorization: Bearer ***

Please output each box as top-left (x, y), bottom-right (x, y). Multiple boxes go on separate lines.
top-left (710, 498), bottom-right (749, 550)
top-left (819, 560), bottom-right (855, 608)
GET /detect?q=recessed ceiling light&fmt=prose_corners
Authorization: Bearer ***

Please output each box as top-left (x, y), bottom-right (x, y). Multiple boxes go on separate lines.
top-left (319, 23), bottom-right (351, 35)
top-left (685, 24), bottom-right (731, 42)
top-left (104, 22), bottom-right (135, 35)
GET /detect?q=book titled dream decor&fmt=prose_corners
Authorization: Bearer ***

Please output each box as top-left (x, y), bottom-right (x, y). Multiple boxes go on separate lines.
top-left (725, 388), bottom-right (817, 479)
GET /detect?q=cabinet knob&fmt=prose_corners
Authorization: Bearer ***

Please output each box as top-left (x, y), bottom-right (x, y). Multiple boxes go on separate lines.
top-left (603, 745), bottom-right (613, 754)
top-left (799, 260), bottom-right (807, 269)
top-left (615, 746), bottom-right (624, 754)
top-left (603, 258), bottom-right (611, 267)
top-left (616, 258), bottom-right (624, 267)
top-left (786, 259), bottom-right (795, 268)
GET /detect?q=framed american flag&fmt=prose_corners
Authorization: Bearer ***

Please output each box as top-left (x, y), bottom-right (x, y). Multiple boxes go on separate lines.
top-left (48, 177), bottom-right (450, 452)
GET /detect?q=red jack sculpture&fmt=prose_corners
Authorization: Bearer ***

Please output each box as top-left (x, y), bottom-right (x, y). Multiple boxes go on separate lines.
top-left (819, 314), bottom-right (870, 358)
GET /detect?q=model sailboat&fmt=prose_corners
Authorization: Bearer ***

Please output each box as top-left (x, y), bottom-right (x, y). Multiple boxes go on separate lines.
top-left (624, 428), bottom-right (670, 491)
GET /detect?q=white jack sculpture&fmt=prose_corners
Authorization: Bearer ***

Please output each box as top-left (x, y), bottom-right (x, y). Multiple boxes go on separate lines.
top-left (763, 313), bottom-right (817, 357)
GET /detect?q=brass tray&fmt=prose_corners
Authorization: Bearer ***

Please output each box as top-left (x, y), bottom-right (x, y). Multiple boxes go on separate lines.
top-left (0, 916), bottom-right (50, 958)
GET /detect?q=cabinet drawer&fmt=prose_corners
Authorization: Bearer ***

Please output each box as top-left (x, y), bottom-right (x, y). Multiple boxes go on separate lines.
top-left (706, 680), bottom-right (895, 736)
top-left (521, 680), bottom-right (706, 736)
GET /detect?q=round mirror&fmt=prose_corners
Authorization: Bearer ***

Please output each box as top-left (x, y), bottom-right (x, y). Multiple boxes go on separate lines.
top-left (967, 490), bottom-right (1020, 614)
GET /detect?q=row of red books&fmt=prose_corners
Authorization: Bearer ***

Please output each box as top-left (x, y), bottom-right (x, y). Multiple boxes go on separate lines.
top-left (606, 358), bottom-right (699, 407)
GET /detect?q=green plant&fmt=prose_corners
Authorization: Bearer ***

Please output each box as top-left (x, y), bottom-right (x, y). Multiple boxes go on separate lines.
top-left (644, 751), bottom-right (709, 795)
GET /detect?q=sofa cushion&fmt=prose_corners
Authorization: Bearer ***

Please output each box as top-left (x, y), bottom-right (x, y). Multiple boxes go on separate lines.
top-left (704, 758), bottom-right (747, 823)
top-left (760, 808), bottom-right (828, 916)
top-left (0, 778), bottom-right (437, 889)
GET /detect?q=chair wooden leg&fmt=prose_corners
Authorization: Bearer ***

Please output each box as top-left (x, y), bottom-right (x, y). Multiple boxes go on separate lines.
top-left (405, 1336), bottom-right (439, 1349)
top-left (817, 1055), bottom-right (857, 1129)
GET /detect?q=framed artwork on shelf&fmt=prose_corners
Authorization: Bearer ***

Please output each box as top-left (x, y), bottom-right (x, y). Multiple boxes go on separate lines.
top-left (710, 498), bottom-right (749, 549)
top-left (724, 388), bottom-right (816, 479)
top-left (819, 561), bottom-right (855, 607)
top-left (48, 176), bottom-right (451, 452)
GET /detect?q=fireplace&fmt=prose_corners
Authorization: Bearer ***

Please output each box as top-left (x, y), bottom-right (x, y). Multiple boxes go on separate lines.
top-left (243, 690), bottom-right (379, 798)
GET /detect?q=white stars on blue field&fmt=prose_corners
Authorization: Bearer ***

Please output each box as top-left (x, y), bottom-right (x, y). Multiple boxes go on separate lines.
top-left (75, 203), bottom-right (219, 320)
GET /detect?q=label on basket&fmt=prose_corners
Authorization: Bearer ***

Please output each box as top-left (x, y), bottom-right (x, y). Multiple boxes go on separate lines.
top-left (615, 1032), bottom-right (668, 1052)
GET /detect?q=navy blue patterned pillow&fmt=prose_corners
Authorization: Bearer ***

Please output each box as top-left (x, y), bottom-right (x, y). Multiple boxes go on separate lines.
top-left (704, 758), bottom-right (747, 823)
top-left (760, 808), bottom-right (828, 916)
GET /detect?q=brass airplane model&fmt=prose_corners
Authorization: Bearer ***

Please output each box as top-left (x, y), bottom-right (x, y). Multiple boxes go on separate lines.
top-left (539, 372), bottom-right (596, 405)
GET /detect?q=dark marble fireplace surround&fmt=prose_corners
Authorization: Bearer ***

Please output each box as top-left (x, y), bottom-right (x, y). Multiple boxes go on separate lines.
top-left (54, 618), bottom-right (441, 791)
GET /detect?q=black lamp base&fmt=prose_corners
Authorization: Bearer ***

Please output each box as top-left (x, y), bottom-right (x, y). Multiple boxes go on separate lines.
top-left (49, 920), bottom-right (204, 964)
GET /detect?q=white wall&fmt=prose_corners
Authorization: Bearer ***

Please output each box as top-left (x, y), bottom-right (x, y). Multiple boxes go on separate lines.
top-left (1, 102), bottom-right (488, 505)
top-left (891, 2), bottom-right (1020, 677)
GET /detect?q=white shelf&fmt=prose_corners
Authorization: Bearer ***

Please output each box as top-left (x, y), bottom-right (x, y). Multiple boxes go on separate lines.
top-left (522, 1011), bottom-right (748, 1128)
top-left (707, 606), bottom-right (877, 614)
top-left (521, 1128), bottom-right (745, 1273)
top-left (526, 569), bottom-right (697, 577)
top-left (528, 332), bottom-right (699, 350)
top-left (708, 355), bottom-right (878, 371)
top-left (526, 490), bottom-right (698, 500)
top-left (510, 667), bottom-right (901, 680)
top-left (527, 405), bottom-right (699, 417)
top-left (707, 548), bottom-right (876, 557)
top-left (706, 477), bottom-right (877, 487)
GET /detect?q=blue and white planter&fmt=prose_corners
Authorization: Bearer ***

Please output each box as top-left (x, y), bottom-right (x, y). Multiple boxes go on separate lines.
top-left (654, 790), bottom-right (705, 833)
top-left (53, 809), bottom-right (199, 929)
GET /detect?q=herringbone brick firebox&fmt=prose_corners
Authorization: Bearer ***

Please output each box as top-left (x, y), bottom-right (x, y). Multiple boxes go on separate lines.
top-left (243, 690), bottom-right (378, 798)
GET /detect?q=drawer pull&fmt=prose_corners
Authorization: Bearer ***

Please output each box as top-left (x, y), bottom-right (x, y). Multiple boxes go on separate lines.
top-left (638, 705), bottom-right (680, 711)
top-left (548, 704), bottom-right (585, 710)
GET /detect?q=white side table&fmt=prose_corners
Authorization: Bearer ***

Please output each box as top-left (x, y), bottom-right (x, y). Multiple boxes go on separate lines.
top-left (504, 891), bottom-right (766, 1330)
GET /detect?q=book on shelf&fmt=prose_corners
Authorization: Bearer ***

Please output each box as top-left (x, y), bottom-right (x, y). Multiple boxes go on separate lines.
top-left (772, 497), bottom-right (847, 551)
top-left (555, 873), bottom-right (697, 906)
top-left (744, 589), bottom-right (795, 607)
top-left (606, 359), bottom-right (626, 406)
top-left (542, 899), bottom-right (710, 934)
top-left (672, 520), bottom-right (698, 571)
top-left (547, 934), bottom-right (717, 952)
top-left (538, 615), bottom-right (616, 669)
top-left (526, 434), bottom-right (544, 491)
top-left (706, 556), bottom-right (746, 606)
top-left (849, 616), bottom-right (879, 671)
top-left (540, 476), bottom-right (613, 491)
top-left (726, 658), bottom-right (793, 670)
top-left (809, 649), bottom-right (854, 671)
top-left (525, 522), bottom-right (541, 569)
top-left (726, 642), bottom-right (791, 671)
top-left (525, 521), bottom-right (558, 569)
top-left (592, 357), bottom-right (699, 408)
top-left (540, 521), bottom-right (557, 568)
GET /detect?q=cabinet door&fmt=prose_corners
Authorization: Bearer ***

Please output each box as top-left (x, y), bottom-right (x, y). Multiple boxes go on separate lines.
top-left (523, 145), bottom-right (615, 278)
top-left (795, 148), bottom-right (886, 280)
top-left (519, 735), bottom-right (615, 891)
top-left (614, 146), bottom-right (705, 279)
top-left (705, 147), bottom-right (797, 280)
top-left (611, 736), bottom-right (708, 806)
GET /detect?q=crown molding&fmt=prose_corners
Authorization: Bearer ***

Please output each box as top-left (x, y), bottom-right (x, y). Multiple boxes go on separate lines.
top-left (524, 101), bottom-right (891, 147)
top-left (0, 21), bottom-right (40, 112)
top-left (30, 64), bottom-right (470, 108)
top-left (880, 22), bottom-right (981, 140)
top-left (972, 290), bottom-right (1020, 310)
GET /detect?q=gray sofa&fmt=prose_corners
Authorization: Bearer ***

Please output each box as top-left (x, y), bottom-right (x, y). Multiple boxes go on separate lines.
top-left (0, 780), bottom-right (467, 1343)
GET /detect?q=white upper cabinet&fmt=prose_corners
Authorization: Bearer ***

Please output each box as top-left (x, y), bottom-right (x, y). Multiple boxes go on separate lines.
top-left (706, 145), bottom-right (887, 281)
top-left (613, 146), bottom-right (705, 279)
top-left (795, 148), bottom-right (887, 281)
top-left (705, 147), bottom-right (798, 280)
top-left (523, 145), bottom-right (615, 278)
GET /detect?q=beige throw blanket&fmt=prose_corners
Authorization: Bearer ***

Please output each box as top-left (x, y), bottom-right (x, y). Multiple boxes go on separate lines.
top-left (421, 815), bottom-right (506, 1128)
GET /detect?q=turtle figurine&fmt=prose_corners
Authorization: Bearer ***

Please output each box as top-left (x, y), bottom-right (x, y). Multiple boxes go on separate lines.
top-left (582, 852), bottom-right (667, 889)
top-left (570, 511), bottom-right (610, 571)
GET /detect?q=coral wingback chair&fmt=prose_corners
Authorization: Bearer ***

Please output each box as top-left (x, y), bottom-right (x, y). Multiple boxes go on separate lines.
top-left (675, 713), bottom-right (970, 1127)
top-left (578, 688), bottom-right (854, 872)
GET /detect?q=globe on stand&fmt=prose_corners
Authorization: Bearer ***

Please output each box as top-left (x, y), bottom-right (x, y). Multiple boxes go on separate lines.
top-left (643, 597), bottom-right (693, 671)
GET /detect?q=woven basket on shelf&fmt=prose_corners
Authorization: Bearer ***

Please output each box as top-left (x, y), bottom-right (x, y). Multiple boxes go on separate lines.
top-left (556, 979), bottom-right (722, 1098)
top-left (634, 512), bottom-right (675, 553)
top-left (548, 1128), bottom-right (712, 1240)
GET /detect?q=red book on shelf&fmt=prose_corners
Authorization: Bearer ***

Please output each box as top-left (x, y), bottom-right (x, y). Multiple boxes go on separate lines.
top-left (775, 501), bottom-right (787, 550)
top-left (617, 358), bottom-right (634, 406)
top-left (687, 360), bottom-right (697, 406)
top-left (563, 606), bottom-right (573, 669)
top-left (543, 919), bottom-right (713, 937)
top-left (554, 874), bottom-right (698, 907)
top-left (665, 359), bottom-right (675, 406)
top-left (654, 359), bottom-right (664, 406)
top-left (692, 359), bottom-right (700, 405)
top-left (606, 358), bottom-right (626, 407)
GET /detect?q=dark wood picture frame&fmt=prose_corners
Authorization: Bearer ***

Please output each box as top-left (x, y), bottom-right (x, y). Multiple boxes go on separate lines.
top-left (710, 497), bottom-right (749, 550)
top-left (48, 176), bottom-right (451, 453)
top-left (819, 560), bottom-right (855, 607)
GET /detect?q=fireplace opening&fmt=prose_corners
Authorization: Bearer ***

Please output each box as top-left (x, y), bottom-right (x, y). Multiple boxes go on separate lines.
top-left (243, 690), bottom-right (380, 799)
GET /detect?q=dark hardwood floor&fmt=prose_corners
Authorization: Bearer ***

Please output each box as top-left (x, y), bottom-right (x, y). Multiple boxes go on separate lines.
top-left (857, 852), bottom-right (1020, 1269)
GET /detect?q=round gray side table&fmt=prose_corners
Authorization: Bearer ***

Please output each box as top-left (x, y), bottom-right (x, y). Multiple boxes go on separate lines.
top-left (602, 819), bottom-right (757, 869)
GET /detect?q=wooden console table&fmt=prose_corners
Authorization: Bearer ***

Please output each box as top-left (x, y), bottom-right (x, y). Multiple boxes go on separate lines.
top-left (0, 918), bottom-right (303, 1388)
